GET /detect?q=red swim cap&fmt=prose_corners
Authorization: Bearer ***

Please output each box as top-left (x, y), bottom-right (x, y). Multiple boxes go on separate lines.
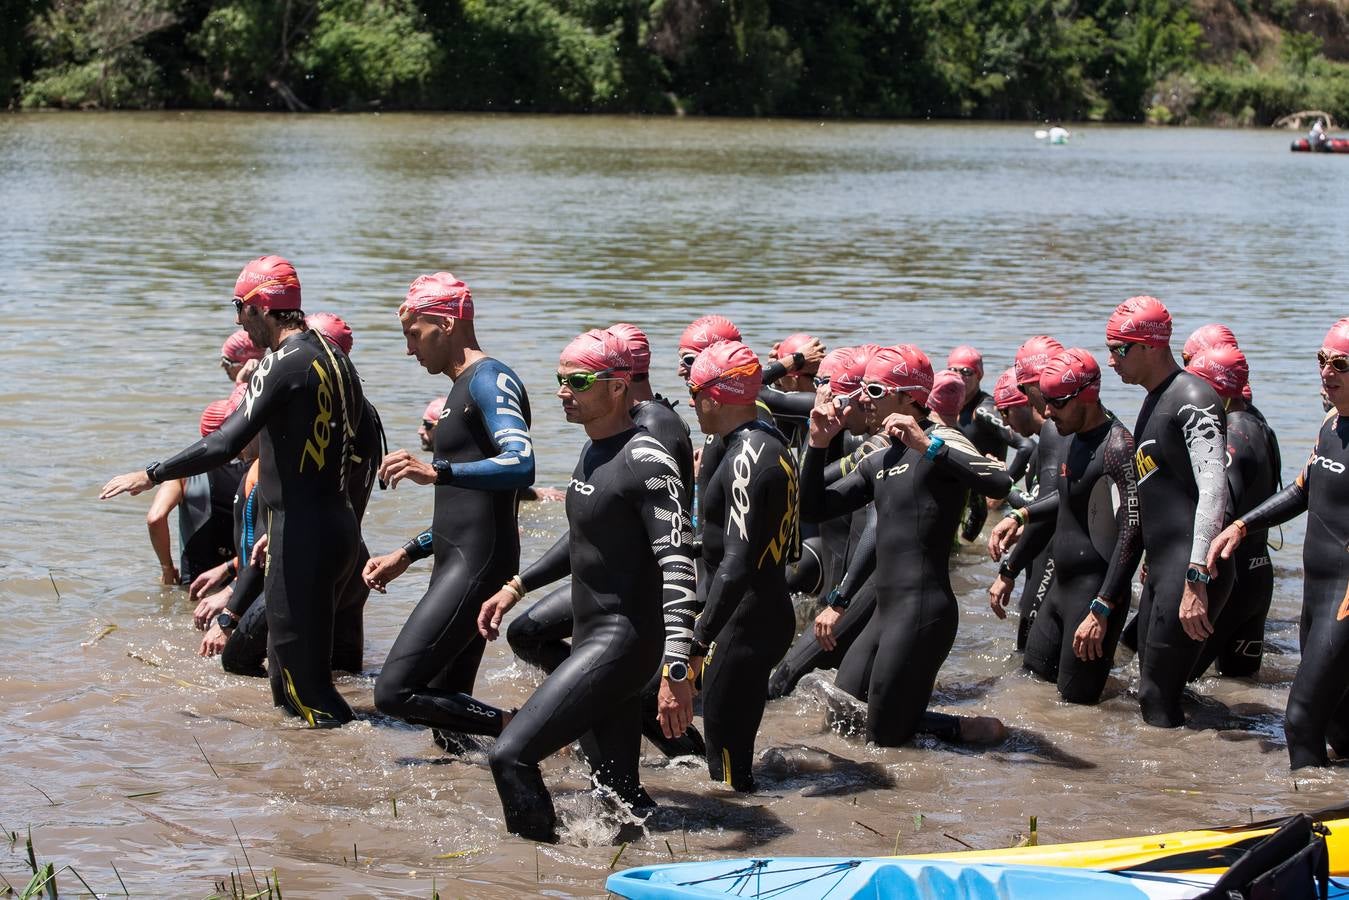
top-left (307, 312), bottom-right (353, 355)
top-left (1322, 317), bottom-right (1349, 356)
top-left (607, 323), bottom-right (651, 376)
top-left (947, 345), bottom-right (984, 378)
top-left (1182, 323), bottom-right (1237, 361)
top-left (561, 328), bottom-right (632, 377)
top-left (1242, 382), bottom-right (1253, 402)
top-left (831, 343), bottom-right (881, 397)
top-left (221, 329), bottom-right (264, 364)
top-left (1106, 295), bottom-right (1172, 347)
top-left (817, 347), bottom-right (853, 385)
top-left (778, 333), bottom-right (820, 359)
top-left (400, 272), bottom-right (474, 321)
top-left (689, 340), bottom-right (762, 405)
top-left (234, 256), bottom-right (301, 311)
top-left (1040, 349), bottom-right (1102, 404)
top-left (927, 370), bottom-right (966, 417)
top-left (865, 344), bottom-right (934, 405)
top-left (422, 396), bottom-right (446, 424)
top-left (199, 392), bottom-right (241, 437)
top-left (1013, 335), bottom-right (1065, 385)
top-left (993, 368), bottom-right (1028, 409)
top-left (679, 315), bottom-right (741, 352)
top-left (1186, 345), bottom-right (1248, 399)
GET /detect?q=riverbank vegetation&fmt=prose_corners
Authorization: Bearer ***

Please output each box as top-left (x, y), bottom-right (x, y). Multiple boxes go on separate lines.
top-left (3, 0), bottom-right (1348, 124)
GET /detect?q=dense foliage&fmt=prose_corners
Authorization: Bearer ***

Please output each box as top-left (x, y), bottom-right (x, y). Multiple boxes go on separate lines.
top-left (2, 0), bottom-right (1346, 123)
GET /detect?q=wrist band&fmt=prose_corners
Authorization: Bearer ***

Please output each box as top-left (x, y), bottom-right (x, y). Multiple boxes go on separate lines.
top-left (502, 575), bottom-right (525, 602)
top-left (1233, 519), bottom-right (1248, 537)
top-left (1089, 597), bottom-right (1112, 619)
top-left (402, 531), bottom-right (434, 562)
top-left (1009, 507), bottom-right (1028, 527)
top-left (826, 588), bottom-right (849, 611)
top-left (924, 435), bottom-right (945, 461)
top-left (432, 458), bottom-right (453, 485)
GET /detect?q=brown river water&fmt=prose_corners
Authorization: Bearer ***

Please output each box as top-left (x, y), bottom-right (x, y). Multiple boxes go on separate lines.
top-left (2, 111), bottom-right (1347, 897)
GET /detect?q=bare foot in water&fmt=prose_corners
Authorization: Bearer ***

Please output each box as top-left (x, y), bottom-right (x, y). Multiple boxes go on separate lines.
top-left (958, 716), bottom-right (1007, 744)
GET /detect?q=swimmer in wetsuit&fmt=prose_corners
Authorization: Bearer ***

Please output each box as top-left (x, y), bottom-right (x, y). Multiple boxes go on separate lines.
top-left (103, 255), bottom-right (366, 726)
top-left (801, 351), bottom-right (1011, 746)
top-left (992, 367), bottom-right (1043, 508)
top-left (505, 322), bottom-right (704, 758)
top-left (991, 350), bottom-right (1142, 703)
top-left (685, 340), bottom-right (799, 791)
top-left (418, 396), bottom-right (447, 451)
top-left (1209, 318), bottom-right (1349, 768)
top-left (988, 336), bottom-right (1069, 651)
top-left (476, 328), bottom-right (698, 842)
top-left (220, 329), bottom-right (264, 384)
top-left (1106, 295), bottom-right (1231, 728)
top-left (360, 273), bottom-right (535, 747)
top-left (1184, 344), bottom-right (1281, 678)
top-left (948, 346), bottom-right (1036, 542)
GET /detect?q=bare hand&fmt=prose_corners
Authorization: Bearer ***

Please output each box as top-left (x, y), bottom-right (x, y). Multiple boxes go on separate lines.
top-left (193, 590), bottom-right (230, 630)
top-left (379, 449), bottom-right (437, 489)
top-left (988, 574), bottom-right (1014, 619)
top-left (795, 338), bottom-right (826, 368)
top-left (881, 413), bottom-right (929, 451)
top-left (190, 562), bottom-right (232, 602)
top-left (988, 516), bottom-right (1022, 561)
top-left (249, 533), bottom-right (269, 568)
top-left (100, 470), bottom-right (154, 500)
top-left (525, 486), bottom-right (567, 503)
top-left (814, 605), bottom-right (843, 651)
top-left (199, 622), bottom-right (229, 657)
top-left (692, 446), bottom-right (703, 479)
top-left (235, 358), bottom-right (259, 385)
top-left (363, 549), bottom-right (411, 593)
top-left (1180, 580), bottom-right (1213, 641)
top-left (657, 676), bottom-right (694, 739)
top-left (1208, 523), bottom-right (1245, 569)
top-left (1073, 611), bottom-right (1106, 660)
top-left (808, 399), bottom-right (845, 448)
top-left (160, 564), bottom-right (180, 586)
top-left (477, 588), bottom-right (519, 640)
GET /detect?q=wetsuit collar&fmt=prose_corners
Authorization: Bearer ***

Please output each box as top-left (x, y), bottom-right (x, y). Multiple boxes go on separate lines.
top-left (728, 417), bottom-right (790, 446)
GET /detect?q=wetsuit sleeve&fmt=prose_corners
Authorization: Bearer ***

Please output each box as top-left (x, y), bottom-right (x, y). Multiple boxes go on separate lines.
top-left (153, 363), bottom-right (285, 481)
top-left (834, 507), bottom-right (877, 604)
top-left (975, 405), bottom-right (1035, 481)
top-left (1096, 425), bottom-right (1143, 606)
top-left (519, 534), bottom-right (572, 593)
top-left (626, 438), bottom-right (698, 664)
top-left (761, 360), bottom-right (790, 385)
top-left (800, 445), bottom-right (873, 523)
top-left (825, 434), bottom-right (885, 485)
top-left (757, 387), bottom-right (816, 420)
top-left (436, 364), bottom-right (535, 491)
top-left (930, 429), bottom-right (1012, 499)
top-left (226, 511), bottom-right (267, 617)
top-left (1178, 386), bottom-right (1228, 565)
top-left (1239, 478), bottom-right (1308, 532)
top-left (693, 445), bottom-right (784, 646)
top-left (1002, 492), bottom-right (1059, 577)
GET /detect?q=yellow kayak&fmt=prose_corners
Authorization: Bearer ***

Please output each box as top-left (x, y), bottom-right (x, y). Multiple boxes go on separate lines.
top-left (915, 805), bottom-right (1349, 875)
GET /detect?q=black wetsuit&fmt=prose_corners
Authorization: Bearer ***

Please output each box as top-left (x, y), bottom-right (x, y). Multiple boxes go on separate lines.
top-left (1007, 416), bottom-right (1142, 703)
top-left (693, 420), bottom-right (799, 790)
top-left (373, 358), bottom-right (533, 739)
top-left (1238, 411), bottom-right (1349, 768)
top-left (1131, 370), bottom-right (1231, 727)
top-left (1002, 421), bottom-right (1069, 651)
top-left (178, 462), bottom-right (246, 584)
top-left (490, 429), bottom-right (697, 841)
top-left (957, 390), bottom-right (1036, 542)
top-left (1192, 408), bottom-right (1281, 677)
top-left (505, 395), bottom-right (703, 757)
top-left (801, 426), bottom-right (1011, 746)
top-left (152, 329), bottom-right (364, 725)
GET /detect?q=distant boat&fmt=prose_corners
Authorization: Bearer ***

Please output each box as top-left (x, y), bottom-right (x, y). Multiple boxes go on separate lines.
top-left (1291, 136), bottom-right (1349, 153)
top-left (1034, 126), bottom-right (1070, 145)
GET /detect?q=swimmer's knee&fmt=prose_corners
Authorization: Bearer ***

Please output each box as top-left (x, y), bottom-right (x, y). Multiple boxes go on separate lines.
top-left (1138, 681), bottom-right (1183, 728)
top-left (505, 614), bottom-right (540, 651)
top-left (372, 673), bottom-right (409, 717)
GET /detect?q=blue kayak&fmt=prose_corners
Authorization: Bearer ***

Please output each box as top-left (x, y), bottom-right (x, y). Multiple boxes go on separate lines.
top-left (605, 857), bottom-right (1239, 899)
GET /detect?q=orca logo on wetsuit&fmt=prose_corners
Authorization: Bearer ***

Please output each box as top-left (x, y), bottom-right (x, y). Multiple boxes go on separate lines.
top-left (569, 478), bottom-right (595, 495)
top-left (875, 463), bottom-right (910, 480)
top-left (1311, 454), bottom-right (1346, 475)
top-left (728, 440), bottom-right (764, 540)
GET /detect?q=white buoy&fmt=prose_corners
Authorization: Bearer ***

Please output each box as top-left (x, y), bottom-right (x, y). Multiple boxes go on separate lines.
top-left (1048, 126), bottom-right (1069, 145)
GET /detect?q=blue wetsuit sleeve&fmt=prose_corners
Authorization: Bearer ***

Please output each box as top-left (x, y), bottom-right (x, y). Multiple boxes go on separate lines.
top-left (626, 436), bottom-right (698, 665)
top-left (437, 363), bottom-right (536, 491)
top-left (1097, 425), bottom-right (1143, 607)
top-left (519, 534), bottom-right (572, 593)
top-left (800, 445), bottom-right (873, 522)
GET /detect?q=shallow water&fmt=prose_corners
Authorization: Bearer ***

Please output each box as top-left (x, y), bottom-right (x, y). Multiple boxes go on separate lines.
top-left (1, 111), bottom-right (1346, 897)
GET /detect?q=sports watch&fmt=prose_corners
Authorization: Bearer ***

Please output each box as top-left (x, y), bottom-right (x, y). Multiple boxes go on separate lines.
top-left (216, 611), bottom-right (238, 632)
top-left (1185, 567), bottom-right (1213, 584)
top-left (662, 661), bottom-right (690, 682)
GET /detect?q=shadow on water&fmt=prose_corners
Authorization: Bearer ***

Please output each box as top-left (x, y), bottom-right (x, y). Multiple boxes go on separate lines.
top-left (644, 791), bottom-right (793, 851)
top-left (931, 675), bottom-right (1000, 705)
top-left (755, 743), bottom-right (896, 798)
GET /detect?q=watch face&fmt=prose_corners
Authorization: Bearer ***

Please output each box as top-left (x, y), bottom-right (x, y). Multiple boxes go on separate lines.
top-left (667, 662), bottom-right (688, 681)
top-left (216, 613), bottom-right (235, 630)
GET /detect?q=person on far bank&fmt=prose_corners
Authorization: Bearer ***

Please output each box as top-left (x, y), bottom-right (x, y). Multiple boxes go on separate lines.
top-left (103, 255), bottom-right (366, 726)
top-left (1105, 295), bottom-right (1230, 728)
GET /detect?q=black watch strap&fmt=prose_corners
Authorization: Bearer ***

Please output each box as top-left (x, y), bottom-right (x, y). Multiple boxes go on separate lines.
top-left (145, 462), bottom-right (163, 485)
top-left (432, 458), bottom-right (453, 485)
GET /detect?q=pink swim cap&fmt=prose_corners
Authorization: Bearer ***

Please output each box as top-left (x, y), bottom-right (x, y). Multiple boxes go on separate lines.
top-left (926, 370), bottom-right (966, 417)
top-left (221, 329), bottom-right (264, 364)
top-left (778, 333), bottom-right (820, 359)
top-left (422, 396), bottom-right (446, 424)
top-left (1322, 317), bottom-right (1349, 356)
top-left (1014, 335), bottom-right (1065, 385)
top-left (1040, 349), bottom-right (1102, 404)
top-left (400, 272), bottom-right (474, 321)
top-left (199, 393), bottom-right (241, 436)
top-left (561, 328), bottom-right (632, 377)
top-left (1183, 323), bottom-right (1237, 361)
top-left (946, 345), bottom-right (984, 378)
top-left (865, 344), bottom-right (934, 406)
top-left (689, 340), bottom-right (762, 405)
top-left (993, 368), bottom-right (1028, 409)
top-left (234, 256), bottom-right (301, 311)
top-left (816, 347), bottom-right (853, 386)
top-left (1187, 345), bottom-right (1249, 399)
top-left (679, 315), bottom-right (741, 352)
top-left (307, 312), bottom-right (353, 355)
top-left (831, 344), bottom-right (881, 397)
top-left (1106, 295), bottom-right (1172, 347)
top-left (607, 323), bottom-right (651, 376)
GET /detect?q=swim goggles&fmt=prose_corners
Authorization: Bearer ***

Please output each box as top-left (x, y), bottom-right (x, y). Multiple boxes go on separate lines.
top-left (862, 381), bottom-right (923, 400)
top-left (677, 351), bottom-right (698, 369)
top-left (1317, 350), bottom-right (1349, 373)
top-left (1107, 341), bottom-right (1138, 360)
top-left (949, 366), bottom-right (978, 377)
top-left (556, 366), bottom-right (628, 392)
top-left (1043, 376), bottom-right (1099, 409)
